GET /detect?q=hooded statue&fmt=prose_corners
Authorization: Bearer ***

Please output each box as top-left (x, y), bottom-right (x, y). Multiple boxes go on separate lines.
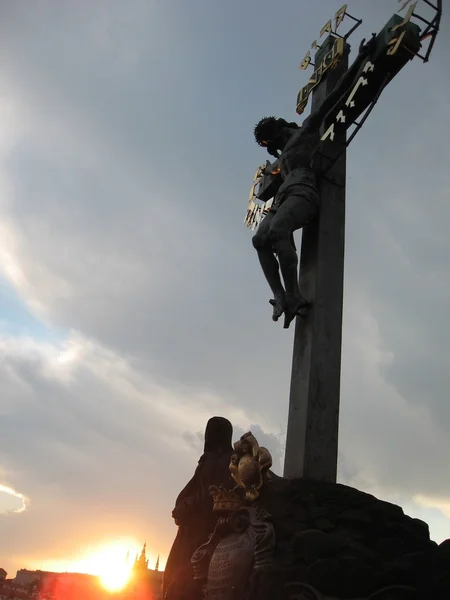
top-left (163, 417), bottom-right (234, 600)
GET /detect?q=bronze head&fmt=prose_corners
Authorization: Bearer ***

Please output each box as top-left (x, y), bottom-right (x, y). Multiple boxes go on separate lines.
top-left (203, 416), bottom-right (233, 455)
top-left (253, 116), bottom-right (299, 158)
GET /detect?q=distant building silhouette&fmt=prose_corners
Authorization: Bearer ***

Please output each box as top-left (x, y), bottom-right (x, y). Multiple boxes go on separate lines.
top-left (1, 569), bottom-right (101, 600)
top-left (0, 543), bottom-right (163, 600)
top-left (129, 542), bottom-right (163, 600)
top-left (1, 569), bottom-right (113, 600)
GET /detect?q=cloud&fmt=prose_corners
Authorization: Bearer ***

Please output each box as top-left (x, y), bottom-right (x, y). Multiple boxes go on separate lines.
top-left (338, 289), bottom-right (450, 500)
top-left (0, 329), bottom-right (280, 572)
top-left (0, 0), bottom-right (450, 577)
top-left (415, 495), bottom-right (450, 521)
top-left (0, 484), bottom-right (27, 514)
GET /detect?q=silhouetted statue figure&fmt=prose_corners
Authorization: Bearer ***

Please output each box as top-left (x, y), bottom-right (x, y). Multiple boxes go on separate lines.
top-left (163, 417), bottom-right (234, 600)
top-left (252, 36), bottom-right (377, 329)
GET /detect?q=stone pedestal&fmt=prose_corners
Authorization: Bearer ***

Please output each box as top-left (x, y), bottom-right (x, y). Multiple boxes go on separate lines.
top-left (190, 474), bottom-right (450, 600)
top-left (167, 424), bottom-right (450, 600)
top-left (258, 474), bottom-right (450, 600)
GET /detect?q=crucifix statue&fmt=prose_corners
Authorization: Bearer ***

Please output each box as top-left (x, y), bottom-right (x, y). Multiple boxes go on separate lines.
top-left (245, 0), bottom-right (440, 482)
top-left (251, 35), bottom-right (376, 330)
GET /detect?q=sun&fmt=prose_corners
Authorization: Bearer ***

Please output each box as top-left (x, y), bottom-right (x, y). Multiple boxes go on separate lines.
top-left (67, 540), bottom-right (136, 593)
top-left (94, 544), bottom-right (133, 593)
top-left (99, 563), bottom-right (131, 593)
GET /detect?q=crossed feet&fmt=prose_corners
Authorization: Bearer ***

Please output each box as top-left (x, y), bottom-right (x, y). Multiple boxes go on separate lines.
top-left (269, 292), bottom-right (309, 329)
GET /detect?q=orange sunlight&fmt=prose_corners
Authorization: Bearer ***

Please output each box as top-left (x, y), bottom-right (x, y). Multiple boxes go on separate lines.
top-left (41, 539), bottom-right (142, 592)
top-left (84, 541), bottom-right (137, 592)
top-left (27, 537), bottom-right (165, 594)
top-left (98, 555), bottom-right (132, 592)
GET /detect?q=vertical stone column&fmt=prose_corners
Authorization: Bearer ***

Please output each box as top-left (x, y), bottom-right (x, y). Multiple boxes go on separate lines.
top-left (284, 38), bottom-right (348, 482)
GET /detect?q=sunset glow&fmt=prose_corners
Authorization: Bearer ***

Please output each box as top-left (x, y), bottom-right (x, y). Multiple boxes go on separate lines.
top-left (86, 542), bottom-right (134, 591)
top-left (99, 562), bottom-right (132, 593)
top-left (47, 540), bottom-right (140, 592)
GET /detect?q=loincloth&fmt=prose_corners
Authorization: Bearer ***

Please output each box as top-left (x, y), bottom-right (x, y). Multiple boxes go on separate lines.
top-left (270, 183), bottom-right (319, 213)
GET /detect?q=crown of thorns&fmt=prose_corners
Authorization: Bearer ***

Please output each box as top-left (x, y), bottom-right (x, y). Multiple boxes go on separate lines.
top-left (253, 116), bottom-right (298, 147)
top-left (253, 116), bottom-right (278, 147)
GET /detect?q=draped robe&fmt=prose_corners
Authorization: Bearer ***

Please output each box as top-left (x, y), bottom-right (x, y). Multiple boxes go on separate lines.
top-left (163, 417), bottom-right (234, 600)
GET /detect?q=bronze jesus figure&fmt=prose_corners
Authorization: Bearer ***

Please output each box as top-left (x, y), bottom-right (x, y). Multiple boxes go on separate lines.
top-left (252, 36), bottom-right (376, 329)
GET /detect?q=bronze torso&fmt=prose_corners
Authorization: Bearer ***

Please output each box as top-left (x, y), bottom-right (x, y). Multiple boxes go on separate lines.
top-left (273, 125), bottom-right (320, 210)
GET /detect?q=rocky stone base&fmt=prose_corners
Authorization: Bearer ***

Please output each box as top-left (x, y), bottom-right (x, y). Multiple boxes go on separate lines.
top-left (257, 475), bottom-right (450, 600)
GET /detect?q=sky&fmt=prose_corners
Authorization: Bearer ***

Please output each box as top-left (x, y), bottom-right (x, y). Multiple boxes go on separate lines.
top-left (0, 0), bottom-right (449, 578)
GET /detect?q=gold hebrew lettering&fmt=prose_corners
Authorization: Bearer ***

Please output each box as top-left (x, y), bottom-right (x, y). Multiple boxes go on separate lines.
top-left (307, 70), bottom-right (318, 86)
top-left (335, 5), bottom-right (347, 31)
top-left (320, 44), bottom-right (336, 76)
top-left (335, 36), bottom-right (345, 56)
top-left (296, 99), bottom-right (308, 115)
top-left (296, 37), bottom-right (345, 116)
top-left (329, 37), bottom-right (345, 69)
top-left (398, 0), bottom-right (413, 11)
top-left (320, 19), bottom-right (333, 37)
top-left (391, 1), bottom-right (417, 31)
top-left (296, 86), bottom-right (311, 112)
top-left (297, 84), bottom-right (308, 106)
top-left (299, 51), bottom-right (311, 70)
top-left (387, 30), bottom-right (406, 55)
top-left (331, 37), bottom-right (345, 62)
top-left (315, 55), bottom-right (326, 78)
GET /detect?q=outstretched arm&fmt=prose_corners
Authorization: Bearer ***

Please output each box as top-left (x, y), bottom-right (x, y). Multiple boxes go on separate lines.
top-left (304, 35), bottom-right (377, 130)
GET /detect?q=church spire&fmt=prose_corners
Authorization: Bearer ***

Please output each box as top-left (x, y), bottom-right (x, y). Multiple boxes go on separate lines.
top-left (155, 555), bottom-right (160, 571)
top-left (137, 542), bottom-right (148, 569)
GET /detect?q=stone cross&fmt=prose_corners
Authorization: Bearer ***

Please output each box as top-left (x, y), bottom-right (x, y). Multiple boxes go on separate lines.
top-left (244, 5), bottom-right (439, 482)
top-left (283, 11), bottom-right (426, 480)
top-left (283, 38), bottom-right (348, 482)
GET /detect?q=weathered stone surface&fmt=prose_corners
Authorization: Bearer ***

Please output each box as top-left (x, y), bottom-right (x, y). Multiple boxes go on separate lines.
top-left (205, 505), bottom-right (275, 600)
top-left (165, 421), bottom-right (449, 600)
top-left (207, 533), bottom-right (253, 600)
top-left (257, 474), bottom-right (449, 599)
top-left (291, 529), bottom-right (338, 564)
